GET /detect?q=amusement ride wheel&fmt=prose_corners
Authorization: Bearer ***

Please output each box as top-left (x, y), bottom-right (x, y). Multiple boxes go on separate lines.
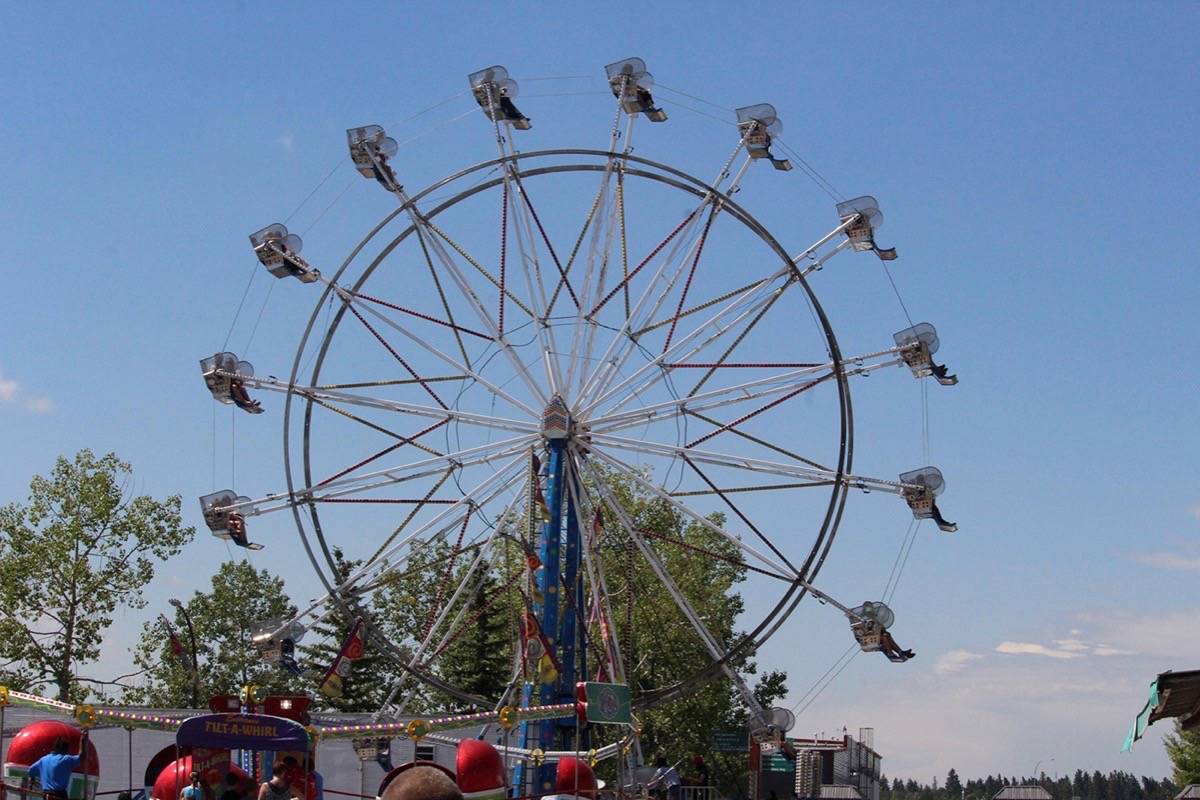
top-left (199, 59), bottom-right (959, 752)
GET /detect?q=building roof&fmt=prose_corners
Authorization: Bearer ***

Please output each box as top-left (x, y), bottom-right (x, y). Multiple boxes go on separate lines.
top-left (820, 787), bottom-right (864, 800)
top-left (1175, 785), bottom-right (1200, 800)
top-left (1149, 670), bottom-right (1200, 730)
top-left (993, 787), bottom-right (1053, 800)
top-left (1125, 669), bottom-right (1200, 751)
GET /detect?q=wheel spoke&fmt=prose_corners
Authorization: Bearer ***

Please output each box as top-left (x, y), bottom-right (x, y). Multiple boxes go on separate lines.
top-left (320, 282), bottom-right (542, 419)
top-left (576, 449), bottom-right (772, 718)
top-left (244, 436), bottom-right (538, 517)
top-left (574, 440), bottom-right (796, 579)
top-left (247, 375), bottom-right (539, 434)
top-left (314, 418), bottom-right (448, 487)
top-left (564, 455), bottom-right (628, 683)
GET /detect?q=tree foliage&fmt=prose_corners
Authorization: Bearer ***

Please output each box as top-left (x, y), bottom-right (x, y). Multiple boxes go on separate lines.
top-left (1165, 721), bottom-right (1200, 786)
top-left (881, 769), bottom-right (1177, 800)
top-left (127, 560), bottom-right (302, 705)
top-left (0, 449), bottom-right (193, 700)
top-left (300, 548), bottom-right (395, 713)
top-left (370, 464), bottom-right (785, 793)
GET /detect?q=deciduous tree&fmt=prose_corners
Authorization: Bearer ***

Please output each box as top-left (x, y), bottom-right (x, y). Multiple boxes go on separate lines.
top-left (0, 450), bottom-right (193, 700)
top-left (128, 560), bottom-right (301, 705)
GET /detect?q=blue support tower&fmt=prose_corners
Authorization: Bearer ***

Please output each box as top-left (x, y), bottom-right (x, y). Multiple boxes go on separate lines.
top-left (514, 397), bottom-right (586, 798)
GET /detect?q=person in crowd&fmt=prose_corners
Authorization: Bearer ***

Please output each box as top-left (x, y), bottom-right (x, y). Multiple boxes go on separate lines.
top-left (648, 757), bottom-right (682, 800)
top-left (181, 771), bottom-right (205, 800)
top-left (258, 762), bottom-right (297, 800)
top-left (380, 766), bottom-right (463, 800)
top-left (27, 736), bottom-right (87, 800)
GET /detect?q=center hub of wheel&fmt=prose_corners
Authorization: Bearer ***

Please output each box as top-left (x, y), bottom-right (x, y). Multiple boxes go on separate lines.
top-left (540, 394), bottom-right (572, 441)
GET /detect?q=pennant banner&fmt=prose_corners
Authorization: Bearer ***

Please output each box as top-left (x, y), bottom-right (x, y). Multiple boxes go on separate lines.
top-left (319, 617), bottom-right (366, 699)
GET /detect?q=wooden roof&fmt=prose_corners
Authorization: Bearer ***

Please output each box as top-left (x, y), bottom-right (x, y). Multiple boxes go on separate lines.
top-left (993, 787), bottom-right (1053, 800)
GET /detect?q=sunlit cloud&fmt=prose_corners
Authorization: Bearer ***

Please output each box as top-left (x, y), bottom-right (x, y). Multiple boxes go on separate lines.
top-left (935, 649), bottom-right (983, 675)
top-left (1093, 645), bottom-right (1135, 656)
top-left (0, 367), bottom-right (52, 414)
top-left (996, 641), bottom-right (1083, 659)
top-left (1136, 551), bottom-right (1200, 571)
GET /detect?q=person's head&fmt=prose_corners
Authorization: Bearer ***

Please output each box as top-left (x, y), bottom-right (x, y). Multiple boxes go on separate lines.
top-left (655, 758), bottom-right (668, 768)
top-left (52, 737), bottom-right (70, 755)
top-left (190, 771), bottom-right (202, 785)
top-left (224, 773), bottom-right (239, 787)
top-left (282, 757), bottom-right (298, 768)
top-left (272, 763), bottom-right (289, 782)
top-left (381, 766), bottom-right (462, 800)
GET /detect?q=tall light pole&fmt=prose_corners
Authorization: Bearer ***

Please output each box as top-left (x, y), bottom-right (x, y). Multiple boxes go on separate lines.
top-left (168, 598), bottom-right (201, 708)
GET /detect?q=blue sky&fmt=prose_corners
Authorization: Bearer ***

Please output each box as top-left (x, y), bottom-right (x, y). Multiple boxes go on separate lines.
top-left (2, 0), bottom-right (1198, 783)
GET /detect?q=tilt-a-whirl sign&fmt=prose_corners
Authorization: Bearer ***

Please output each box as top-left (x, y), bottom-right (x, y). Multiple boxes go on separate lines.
top-left (177, 713), bottom-right (310, 751)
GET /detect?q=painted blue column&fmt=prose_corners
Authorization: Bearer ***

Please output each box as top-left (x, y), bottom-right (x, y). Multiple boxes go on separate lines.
top-left (557, 467), bottom-right (588, 750)
top-left (515, 396), bottom-right (585, 798)
top-left (534, 439), bottom-right (567, 793)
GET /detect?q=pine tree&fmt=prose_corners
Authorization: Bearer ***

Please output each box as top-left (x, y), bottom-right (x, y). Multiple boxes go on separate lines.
top-left (437, 560), bottom-right (515, 707)
top-left (1165, 721), bottom-right (1200, 785)
top-left (946, 769), bottom-right (963, 796)
top-left (300, 548), bottom-right (394, 712)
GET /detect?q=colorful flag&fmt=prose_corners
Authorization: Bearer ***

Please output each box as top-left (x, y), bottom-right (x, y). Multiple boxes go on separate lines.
top-left (319, 617), bottom-right (365, 698)
top-left (520, 611), bottom-right (562, 685)
top-left (158, 614), bottom-right (193, 672)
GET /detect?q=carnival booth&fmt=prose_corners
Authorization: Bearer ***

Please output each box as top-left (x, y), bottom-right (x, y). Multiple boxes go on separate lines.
top-left (3, 720), bottom-right (100, 800)
top-left (154, 714), bottom-right (314, 800)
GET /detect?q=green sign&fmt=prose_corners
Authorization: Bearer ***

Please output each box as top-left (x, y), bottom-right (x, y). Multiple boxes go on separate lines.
top-left (763, 753), bottom-right (795, 773)
top-left (712, 729), bottom-right (749, 752)
top-left (584, 681), bottom-right (631, 724)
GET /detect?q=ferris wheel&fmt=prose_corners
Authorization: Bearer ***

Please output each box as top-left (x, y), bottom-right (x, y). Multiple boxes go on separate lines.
top-left (199, 58), bottom-right (959, 748)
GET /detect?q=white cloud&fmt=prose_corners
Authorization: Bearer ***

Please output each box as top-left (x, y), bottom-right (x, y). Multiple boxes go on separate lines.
top-left (1078, 608), bottom-right (1200, 660)
top-left (1136, 551), bottom-right (1200, 571)
top-left (1053, 638), bottom-right (1090, 652)
top-left (1093, 645), bottom-right (1135, 657)
top-left (996, 641), bottom-right (1083, 659)
top-left (23, 395), bottom-right (53, 413)
top-left (934, 649), bottom-right (983, 675)
top-left (275, 133), bottom-right (295, 152)
top-left (799, 642), bottom-right (1170, 779)
top-left (0, 368), bottom-right (52, 413)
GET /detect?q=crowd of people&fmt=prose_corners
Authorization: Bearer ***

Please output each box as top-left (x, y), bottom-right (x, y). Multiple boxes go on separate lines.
top-left (21, 730), bottom-right (712, 800)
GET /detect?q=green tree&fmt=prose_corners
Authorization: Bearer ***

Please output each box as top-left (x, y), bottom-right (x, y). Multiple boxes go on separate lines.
top-left (946, 769), bottom-right (963, 796)
top-left (300, 548), bottom-right (395, 712)
top-left (577, 469), bottom-right (787, 795)
top-left (1165, 721), bottom-right (1200, 786)
top-left (367, 463), bottom-right (785, 794)
top-left (0, 450), bottom-right (193, 700)
top-left (128, 560), bottom-right (301, 705)
top-left (438, 560), bottom-right (516, 703)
